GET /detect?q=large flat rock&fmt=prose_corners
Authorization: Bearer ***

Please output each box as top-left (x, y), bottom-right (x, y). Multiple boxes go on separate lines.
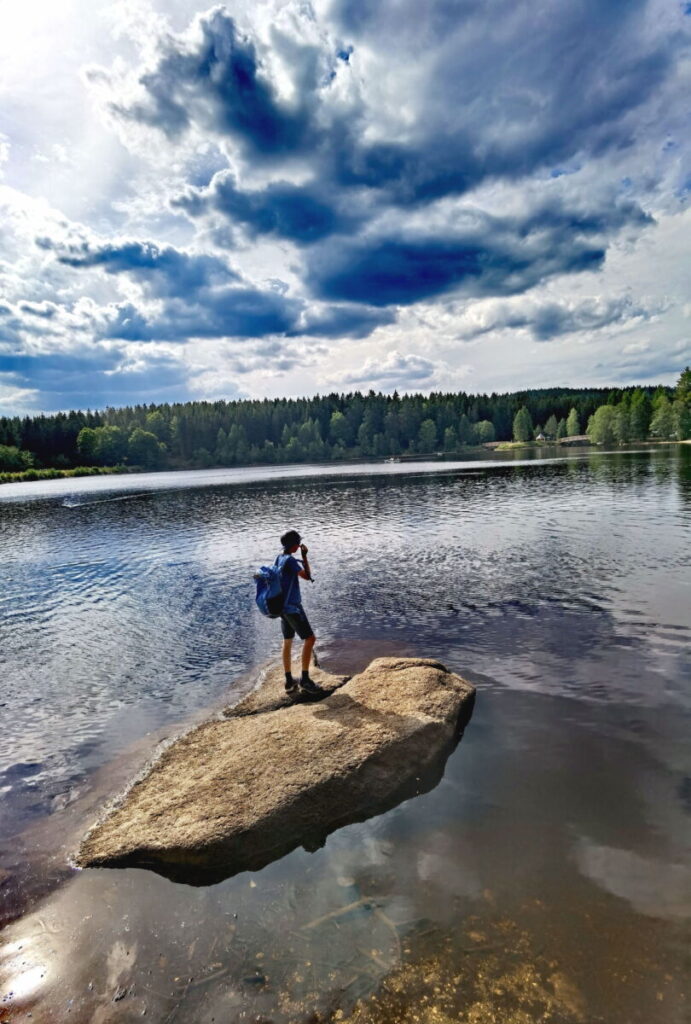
top-left (78, 658), bottom-right (475, 884)
top-left (224, 662), bottom-right (350, 718)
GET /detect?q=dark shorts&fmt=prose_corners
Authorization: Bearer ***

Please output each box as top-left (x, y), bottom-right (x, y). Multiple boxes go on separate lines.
top-left (280, 609), bottom-right (314, 640)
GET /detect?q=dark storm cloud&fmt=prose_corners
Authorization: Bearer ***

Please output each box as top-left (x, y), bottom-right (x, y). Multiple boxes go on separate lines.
top-left (82, 0), bottom-right (685, 361)
top-left (0, 347), bottom-right (192, 410)
top-left (36, 237), bottom-right (237, 297)
top-left (101, 286), bottom-right (300, 341)
top-left (328, 0), bottom-right (684, 202)
top-left (40, 236), bottom-right (302, 340)
top-left (42, 0), bottom-right (684, 372)
top-left (172, 173), bottom-right (358, 244)
top-left (104, 2), bottom-right (686, 210)
top-left (288, 304), bottom-right (396, 338)
top-left (103, 294), bottom-right (391, 343)
top-left (38, 233), bottom-right (394, 342)
top-left (305, 198), bottom-right (651, 306)
top-left (102, 8), bottom-right (316, 158)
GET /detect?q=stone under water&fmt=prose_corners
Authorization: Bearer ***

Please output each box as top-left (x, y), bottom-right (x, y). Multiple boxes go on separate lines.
top-left (77, 657), bottom-right (475, 885)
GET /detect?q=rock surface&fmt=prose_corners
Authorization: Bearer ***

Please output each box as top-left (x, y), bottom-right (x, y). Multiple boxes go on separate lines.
top-left (78, 657), bottom-right (475, 884)
top-left (225, 662), bottom-right (350, 718)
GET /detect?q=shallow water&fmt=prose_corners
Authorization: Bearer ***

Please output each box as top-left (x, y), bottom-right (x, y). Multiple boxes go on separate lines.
top-left (1, 448), bottom-right (690, 1021)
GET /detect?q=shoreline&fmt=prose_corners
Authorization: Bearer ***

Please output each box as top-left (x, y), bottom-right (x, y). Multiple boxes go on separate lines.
top-left (0, 439), bottom-right (682, 488)
top-left (0, 657), bottom-right (287, 927)
top-left (0, 464), bottom-right (135, 485)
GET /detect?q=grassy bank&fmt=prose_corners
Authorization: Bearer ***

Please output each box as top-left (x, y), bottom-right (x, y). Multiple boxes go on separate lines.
top-left (493, 440), bottom-right (563, 451)
top-left (0, 465), bottom-right (134, 485)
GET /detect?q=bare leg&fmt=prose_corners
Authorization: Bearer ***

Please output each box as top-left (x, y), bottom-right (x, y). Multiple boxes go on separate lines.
top-left (282, 637), bottom-right (293, 674)
top-left (302, 635), bottom-right (316, 672)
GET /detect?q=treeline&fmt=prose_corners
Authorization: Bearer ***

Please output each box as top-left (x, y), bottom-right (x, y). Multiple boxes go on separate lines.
top-left (585, 372), bottom-right (691, 445)
top-left (510, 369), bottom-right (691, 445)
top-left (0, 372), bottom-right (688, 474)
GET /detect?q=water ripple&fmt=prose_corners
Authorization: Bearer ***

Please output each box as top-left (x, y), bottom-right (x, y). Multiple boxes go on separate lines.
top-left (1, 448), bottom-right (690, 845)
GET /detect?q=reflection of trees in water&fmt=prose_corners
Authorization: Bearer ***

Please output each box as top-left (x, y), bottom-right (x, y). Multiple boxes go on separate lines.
top-left (676, 444), bottom-right (691, 509)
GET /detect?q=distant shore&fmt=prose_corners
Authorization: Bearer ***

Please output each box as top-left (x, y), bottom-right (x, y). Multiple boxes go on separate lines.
top-left (0, 440), bottom-right (683, 486)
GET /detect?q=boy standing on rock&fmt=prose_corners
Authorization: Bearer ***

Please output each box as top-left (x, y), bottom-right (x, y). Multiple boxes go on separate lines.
top-left (278, 530), bottom-right (324, 700)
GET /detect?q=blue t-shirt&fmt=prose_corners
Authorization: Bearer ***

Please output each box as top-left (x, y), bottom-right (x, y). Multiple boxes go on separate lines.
top-left (278, 554), bottom-right (303, 613)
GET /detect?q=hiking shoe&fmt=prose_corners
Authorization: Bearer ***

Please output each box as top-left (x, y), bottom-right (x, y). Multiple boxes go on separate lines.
top-left (284, 676), bottom-right (298, 694)
top-left (299, 677), bottom-right (325, 698)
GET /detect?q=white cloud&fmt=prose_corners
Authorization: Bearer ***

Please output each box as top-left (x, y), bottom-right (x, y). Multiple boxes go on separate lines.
top-left (0, 0), bottom-right (689, 413)
top-left (322, 349), bottom-right (469, 393)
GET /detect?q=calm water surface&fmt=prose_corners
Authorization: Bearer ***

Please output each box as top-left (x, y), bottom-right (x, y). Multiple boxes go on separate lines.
top-left (0, 448), bottom-right (690, 1022)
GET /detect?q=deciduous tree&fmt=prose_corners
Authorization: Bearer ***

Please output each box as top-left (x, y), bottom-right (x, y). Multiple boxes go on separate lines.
top-left (649, 395), bottom-right (675, 439)
top-left (587, 405), bottom-right (617, 446)
top-left (513, 406), bottom-right (533, 442)
top-left (128, 428), bottom-right (165, 469)
top-left (418, 418), bottom-right (437, 452)
top-left (474, 420), bottom-right (495, 444)
top-left (566, 407), bottom-right (580, 436)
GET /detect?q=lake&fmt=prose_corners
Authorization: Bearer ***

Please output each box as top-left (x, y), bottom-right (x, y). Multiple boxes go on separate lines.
top-left (1, 447), bottom-right (689, 1022)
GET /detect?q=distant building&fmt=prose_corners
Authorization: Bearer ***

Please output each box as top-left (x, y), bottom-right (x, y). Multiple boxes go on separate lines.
top-left (536, 432), bottom-right (546, 441)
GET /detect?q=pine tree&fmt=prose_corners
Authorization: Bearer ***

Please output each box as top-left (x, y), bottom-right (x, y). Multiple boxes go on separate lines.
top-left (613, 404), bottom-right (631, 444)
top-left (673, 367), bottom-right (691, 439)
top-left (457, 413), bottom-right (472, 445)
top-left (544, 414), bottom-right (558, 439)
top-left (675, 367), bottom-right (691, 403)
top-left (4, 380), bottom-right (681, 472)
top-left (629, 390), bottom-right (652, 439)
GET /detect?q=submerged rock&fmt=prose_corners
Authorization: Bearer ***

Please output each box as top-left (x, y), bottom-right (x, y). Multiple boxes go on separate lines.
top-left (78, 657), bottom-right (475, 885)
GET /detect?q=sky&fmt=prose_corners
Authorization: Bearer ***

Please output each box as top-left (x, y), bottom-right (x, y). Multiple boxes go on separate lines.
top-left (0, 0), bottom-right (690, 414)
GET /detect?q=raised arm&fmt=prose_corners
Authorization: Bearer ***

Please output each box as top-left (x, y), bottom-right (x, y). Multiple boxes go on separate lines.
top-left (298, 543), bottom-right (313, 581)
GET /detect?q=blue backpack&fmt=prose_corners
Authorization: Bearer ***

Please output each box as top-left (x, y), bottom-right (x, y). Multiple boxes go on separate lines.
top-left (254, 554), bottom-right (288, 618)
